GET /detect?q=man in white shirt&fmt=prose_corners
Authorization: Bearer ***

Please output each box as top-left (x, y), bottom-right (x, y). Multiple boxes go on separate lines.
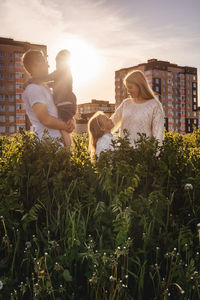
top-left (22, 50), bottom-right (75, 140)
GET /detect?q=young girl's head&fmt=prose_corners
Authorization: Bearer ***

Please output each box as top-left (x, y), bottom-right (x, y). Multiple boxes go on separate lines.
top-left (56, 49), bottom-right (70, 69)
top-left (124, 70), bottom-right (157, 100)
top-left (88, 111), bottom-right (114, 157)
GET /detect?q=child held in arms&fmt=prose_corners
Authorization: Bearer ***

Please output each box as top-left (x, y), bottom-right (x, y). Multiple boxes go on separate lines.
top-left (88, 111), bottom-right (116, 158)
top-left (27, 49), bottom-right (77, 147)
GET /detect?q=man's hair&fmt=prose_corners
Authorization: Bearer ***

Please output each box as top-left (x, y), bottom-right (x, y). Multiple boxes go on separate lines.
top-left (22, 50), bottom-right (44, 75)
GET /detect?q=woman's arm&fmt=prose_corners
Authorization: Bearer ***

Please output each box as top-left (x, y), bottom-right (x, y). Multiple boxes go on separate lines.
top-left (152, 104), bottom-right (165, 146)
top-left (110, 101), bottom-right (124, 132)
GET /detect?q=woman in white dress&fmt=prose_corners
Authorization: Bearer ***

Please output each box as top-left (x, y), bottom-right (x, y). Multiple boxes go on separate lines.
top-left (88, 112), bottom-right (116, 158)
top-left (111, 70), bottom-right (165, 147)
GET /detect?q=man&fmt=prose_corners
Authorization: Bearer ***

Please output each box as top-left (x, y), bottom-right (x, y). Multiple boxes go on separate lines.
top-left (22, 50), bottom-right (75, 140)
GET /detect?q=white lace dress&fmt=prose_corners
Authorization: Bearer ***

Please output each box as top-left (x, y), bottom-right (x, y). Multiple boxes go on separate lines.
top-left (111, 98), bottom-right (165, 147)
top-left (96, 133), bottom-right (116, 157)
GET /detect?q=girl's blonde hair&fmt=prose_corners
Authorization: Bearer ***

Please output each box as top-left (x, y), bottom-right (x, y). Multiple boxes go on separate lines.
top-left (124, 70), bottom-right (163, 109)
top-left (88, 111), bottom-right (106, 158)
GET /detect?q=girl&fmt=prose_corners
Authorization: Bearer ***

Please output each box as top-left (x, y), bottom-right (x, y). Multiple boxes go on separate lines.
top-left (88, 111), bottom-right (116, 158)
top-left (111, 70), bottom-right (165, 148)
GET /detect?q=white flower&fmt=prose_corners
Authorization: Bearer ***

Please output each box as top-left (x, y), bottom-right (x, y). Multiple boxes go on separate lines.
top-left (25, 241), bottom-right (31, 249)
top-left (0, 280), bottom-right (3, 290)
top-left (184, 183), bottom-right (193, 191)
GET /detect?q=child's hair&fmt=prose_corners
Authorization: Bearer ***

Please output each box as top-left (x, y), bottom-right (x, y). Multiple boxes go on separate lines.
top-left (124, 70), bottom-right (163, 110)
top-left (88, 111), bottom-right (106, 158)
top-left (56, 49), bottom-right (70, 62)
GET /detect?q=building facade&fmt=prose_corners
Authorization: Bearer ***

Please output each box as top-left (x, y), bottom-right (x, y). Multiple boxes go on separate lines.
top-left (75, 99), bottom-right (115, 133)
top-left (77, 99), bottom-right (115, 116)
top-left (115, 59), bottom-right (198, 133)
top-left (0, 37), bottom-right (47, 135)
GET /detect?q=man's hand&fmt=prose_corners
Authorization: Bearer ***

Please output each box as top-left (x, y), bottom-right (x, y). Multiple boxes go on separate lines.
top-left (65, 118), bottom-right (75, 133)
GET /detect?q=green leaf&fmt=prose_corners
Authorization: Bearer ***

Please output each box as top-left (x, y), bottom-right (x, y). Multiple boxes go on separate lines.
top-left (63, 269), bottom-right (72, 282)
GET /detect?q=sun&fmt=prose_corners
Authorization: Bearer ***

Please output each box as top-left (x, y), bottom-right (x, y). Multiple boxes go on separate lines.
top-left (53, 39), bottom-right (101, 89)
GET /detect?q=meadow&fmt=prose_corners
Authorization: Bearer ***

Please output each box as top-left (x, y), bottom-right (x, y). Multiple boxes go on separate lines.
top-left (1, 130), bottom-right (200, 299)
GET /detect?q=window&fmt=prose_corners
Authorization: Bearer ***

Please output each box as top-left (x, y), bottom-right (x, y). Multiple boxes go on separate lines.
top-left (16, 72), bottom-right (24, 79)
top-left (16, 83), bottom-right (23, 89)
top-left (16, 125), bottom-right (25, 131)
top-left (15, 53), bottom-right (23, 59)
top-left (0, 94), bottom-right (5, 101)
top-left (0, 126), bottom-right (6, 133)
top-left (0, 105), bottom-right (5, 112)
top-left (194, 112), bottom-right (197, 117)
top-left (155, 78), bottom-right (160, 84)
top-left (16, 103), bottom-right (25, 110)
top-left (0, 63), bottom-right (4, 70)
top-left (0, 83), bottom-right (5, 90)
top-left (155, 86), bottom-right (159, 92)
top-left (0, 74), bottom-right (5, 80)
top-left (8, 95), bottom-right (15, 102)
top-left (16, 93), bottom-right (22, 99)
top-left (8, 74), bottom-right (15, 81)
top-left (8, 53), bottom-right (13, 59)
top-left (8, 85), bottom-right (14, 91)
top-left (0, 51), bottom-right (5, 58)
top-left (16, 115), bottom-right (25, 120)
top-left (0, 115), bottom-right (5, 122)
top-left (8, 64), bottom-right (14, 70)
top-left (9, 126), bottom-right (15, 133)
top-left (192, 82), bottom-right (197, 88)
top-left (194, 119), bottom-right (197, 124)
top-left (15, 62), bottom-right (22, 68)
top-left (9, 115), bottom-right (15, 122)
top-left (193, 104), bottom-right (197, 110)
top-left (193, 90), bottom-right (196, 95)
top-left (193, 76), bottom-right (196, 81)
top-left (8, 105), bottom-right (15, 112)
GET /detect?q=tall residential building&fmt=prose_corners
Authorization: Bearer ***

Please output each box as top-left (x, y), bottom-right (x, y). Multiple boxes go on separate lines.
top-left (0, 37), bottom-right (47, 135)
top-left (115, 59), bottom-right (198, 134)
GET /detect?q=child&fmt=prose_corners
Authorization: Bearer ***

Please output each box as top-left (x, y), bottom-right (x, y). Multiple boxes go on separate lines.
top-left (88, 111), bottom-right (116, 158)
top-left (27, 49), bottom-right (77, 147)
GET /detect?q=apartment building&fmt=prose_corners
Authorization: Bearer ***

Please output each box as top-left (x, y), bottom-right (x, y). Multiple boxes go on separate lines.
top-left (77, 99), bottom-right (115, 116)
top-left (75, 99), bottom-right (115, 134)
top-left (115, 59), bottom-right (198, 133)
top-left (0, 37), bottom-right (47, 135)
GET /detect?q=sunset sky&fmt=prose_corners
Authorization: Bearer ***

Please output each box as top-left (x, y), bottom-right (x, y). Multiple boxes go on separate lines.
top-left (0, 0), bottom-right (199, 104)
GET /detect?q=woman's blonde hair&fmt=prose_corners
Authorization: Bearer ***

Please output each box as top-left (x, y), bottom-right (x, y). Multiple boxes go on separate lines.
top-left (88, 111), bottom-right (106, 158)
top-left (124, 69), bottom-right (159, 101)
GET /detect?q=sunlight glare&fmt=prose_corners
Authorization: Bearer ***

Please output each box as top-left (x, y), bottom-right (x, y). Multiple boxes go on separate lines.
top-left (55, 39), bottom-right (101, 88)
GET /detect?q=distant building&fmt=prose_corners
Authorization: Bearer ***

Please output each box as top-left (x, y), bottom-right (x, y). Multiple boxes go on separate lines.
top-left (0, 37), bottom-right (47, 135)
top-left (115, 58), bottom-right (198, 134)
top-left (75, 99), bottom-right (115, 134)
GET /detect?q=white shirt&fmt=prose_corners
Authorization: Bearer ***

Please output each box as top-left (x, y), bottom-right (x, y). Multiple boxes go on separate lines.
top-left (111, 98), bottom-right (165, 147)
top-left (23, 84), bottom-right (62, 139)
top-left (96, 133), bottom-right (116, 157)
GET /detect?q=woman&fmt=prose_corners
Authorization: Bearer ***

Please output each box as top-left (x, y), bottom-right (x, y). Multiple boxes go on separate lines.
top-left (111, 70), bottom-right (165, 147)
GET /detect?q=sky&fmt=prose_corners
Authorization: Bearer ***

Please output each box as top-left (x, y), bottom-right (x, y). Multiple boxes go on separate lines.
top-left (0, 0), bottom-right (200, 104)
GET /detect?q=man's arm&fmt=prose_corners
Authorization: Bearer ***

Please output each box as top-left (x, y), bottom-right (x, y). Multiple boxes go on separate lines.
top-left (32, 103), bottom-right (75, 133)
